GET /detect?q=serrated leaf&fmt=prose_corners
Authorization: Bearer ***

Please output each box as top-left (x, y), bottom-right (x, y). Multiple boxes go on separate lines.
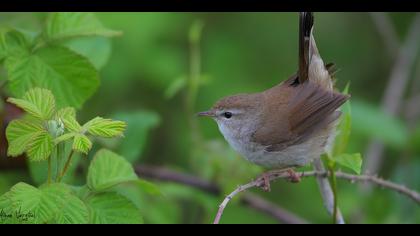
top-left (7, 88), bottom-right (56, 120)
top-left (5, 118), bottom-right (44, 157)
top-left (335, 153), bottom-right (363, 175)
top-left (87, 149), bottom-right (138, 191)
top-left (63, 36), bottom-right (112, 70)
top-left (0, 182), bottom-right (88, 224)
top-left (54, 132), bottom-right (76, 144)
top-left (26, 130), bottom-right (54, 162)
top-left (86, 192), bottom-right (143, 224)
top-left (83, 117), bottom-right (127, 138)
top-left (64, 117), bottom-right (82, 133)
top-left (111, 111), bottom-right (160, 163)
top-left (44, 12), bottom-right (121, 42)
top-left (72, 134), bottom-right (92, 154)
top-left (0, 29), bottom-right (30, 60)
top-left (5, 45), bottom-right (99, 109)
top-left (42, 185), bottom-right (88, 224)
top-left (55, 107), bottom-right (76, 120)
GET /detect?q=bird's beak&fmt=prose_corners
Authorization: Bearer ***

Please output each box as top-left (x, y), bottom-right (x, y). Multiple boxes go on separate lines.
top-left (196, 110), bottom-right (216, 117)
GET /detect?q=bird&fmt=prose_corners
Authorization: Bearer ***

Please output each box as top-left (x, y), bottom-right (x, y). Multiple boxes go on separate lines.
top-left (198, 12), bottom-right (350, 188)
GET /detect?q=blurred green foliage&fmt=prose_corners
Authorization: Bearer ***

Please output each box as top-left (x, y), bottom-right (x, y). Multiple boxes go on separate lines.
top-left (1, 12), bottom-right (420, 224)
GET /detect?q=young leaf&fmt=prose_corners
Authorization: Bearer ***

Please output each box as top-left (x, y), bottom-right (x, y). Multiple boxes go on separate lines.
top-left (26, 130), bottom-right (54, 162)
top-left (335, 153), bottom-right (363, 175)
top-left (55, 132), bottom-right (76, 144)
top-left (44, 12), bottom-right (121, 42)
top-left (83, 117), bottom-right (127, 138)
top-left (333, 83), bottom-right (352, 156)
top-left (72, 134), bottom-right (92, 154)
top-left (87, 149), bottom-right (138, 191)
top-left (7, 88), bottom-right (56, 120)
top-left (5, 46), bottom-right (99, 109)
top-left (55, 107), bottom-right (76, 121)
top-left (86, 192), bottom-right (143, 224)
top-left (5, 118), bottom-right (44, 157)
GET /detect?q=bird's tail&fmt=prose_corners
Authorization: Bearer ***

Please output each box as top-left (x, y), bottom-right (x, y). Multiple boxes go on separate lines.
top-left (298, 12), bottom-right (313, 84)
top-left (298, 12), bottom-right (333, 91)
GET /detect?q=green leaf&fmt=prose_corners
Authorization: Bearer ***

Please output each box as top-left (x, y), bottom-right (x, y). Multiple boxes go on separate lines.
top-left (44, 12), bottom-right (121, 42)
top-left (5, 118), bottom-right (44, 157)
top-left (63, 36), bottom-right (112, 70)
top-left (5, 45), bottom-right (99, 109)
top-left (86, 192), bottom-right (143, 224)
top-left (54, 132), bottom-right (76, 144)
top-left (64, 117), bottom-right (82, 133)
top-left (7, 88), bottom-right (56, 120)
top-left (26, 130), bottom-right (54, 161)
top-left (112, 111), bottom-right (160, 163)
top-left (83, 117), bottom-right (127, 138)
top-left (87, 149), bottom-right (138, 191)
top-left (0, 29), bottom-right (31, 60)
top-left (0, 182), bottom-right (88, 224)
top-left (333, 83), bottom-right (352, 156)
top-left (44, 185), bottom-right (88, 224)
top-left (335, 153), bottom-right (363, 174)
top-left (136, 179), bottom-right (162, 196)
top-left (55, 107), bottom-right (76, 121)
top-left (72, 134), bottom-right (92, 154)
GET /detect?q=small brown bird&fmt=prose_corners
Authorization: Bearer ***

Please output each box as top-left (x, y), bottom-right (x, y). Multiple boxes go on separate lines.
top-left (198, 13), bottom-right (349, 181)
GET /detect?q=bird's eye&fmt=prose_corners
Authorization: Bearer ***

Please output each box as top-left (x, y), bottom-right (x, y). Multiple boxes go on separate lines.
top-left (223, 112), bottom-right (232, 119)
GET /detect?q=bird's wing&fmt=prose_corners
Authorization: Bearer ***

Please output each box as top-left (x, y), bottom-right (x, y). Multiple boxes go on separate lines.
top-left (251, 80), bottom-right (349, 153)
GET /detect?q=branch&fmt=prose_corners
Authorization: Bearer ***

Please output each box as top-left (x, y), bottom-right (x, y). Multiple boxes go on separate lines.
top-left (212, 169), bottom-right (420, 224)
top-left (135, 165), bottom-right (308, 224)
top-left (364, 13), bottom-right (420, 176)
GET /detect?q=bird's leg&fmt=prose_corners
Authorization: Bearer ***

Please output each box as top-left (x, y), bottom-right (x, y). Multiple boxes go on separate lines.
top-left (286, 168), bottom-right (301, 183)
top-left (257, 172), bottom-right (272, 192)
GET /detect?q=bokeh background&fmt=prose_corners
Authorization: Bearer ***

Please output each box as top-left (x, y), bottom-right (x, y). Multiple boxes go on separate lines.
top-left (1, 12), bottom-right (420, 223)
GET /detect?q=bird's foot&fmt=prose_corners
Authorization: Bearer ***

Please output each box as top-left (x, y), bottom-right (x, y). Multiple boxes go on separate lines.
top-left (257, 172), bottom-right (271, 192)
top-left (286, 169), bottom-right (301, 183)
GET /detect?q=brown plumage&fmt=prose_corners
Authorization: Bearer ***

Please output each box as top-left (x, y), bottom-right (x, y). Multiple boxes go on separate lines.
top-left (198, 12), bottom-right (350, 169)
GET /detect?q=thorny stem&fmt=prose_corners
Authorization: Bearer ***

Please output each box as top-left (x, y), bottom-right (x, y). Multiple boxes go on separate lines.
top-left (58, 150), bottom-right (75, 182)
top-left (213, 170), bottom-right (420, 224)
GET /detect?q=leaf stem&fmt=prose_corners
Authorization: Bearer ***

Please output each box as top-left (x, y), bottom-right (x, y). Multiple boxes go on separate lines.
top-left (55, 143), bottom-right (63, 182)
top-left (47, 155), bottom-right (52, 184)
top-left (58, 149), bottom-right (75, 182)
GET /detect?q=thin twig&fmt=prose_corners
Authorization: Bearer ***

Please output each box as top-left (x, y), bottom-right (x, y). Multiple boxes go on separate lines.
top-left (135, 165), bottom-right (308, 224)
top-left (364, 13), bottom-right (420, 176)
top-left (213, 169), bottom-right (420, 224)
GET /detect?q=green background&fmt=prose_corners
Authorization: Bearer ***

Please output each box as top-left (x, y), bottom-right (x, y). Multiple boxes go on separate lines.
top-left (1, 12), bottom-right (420, 223)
